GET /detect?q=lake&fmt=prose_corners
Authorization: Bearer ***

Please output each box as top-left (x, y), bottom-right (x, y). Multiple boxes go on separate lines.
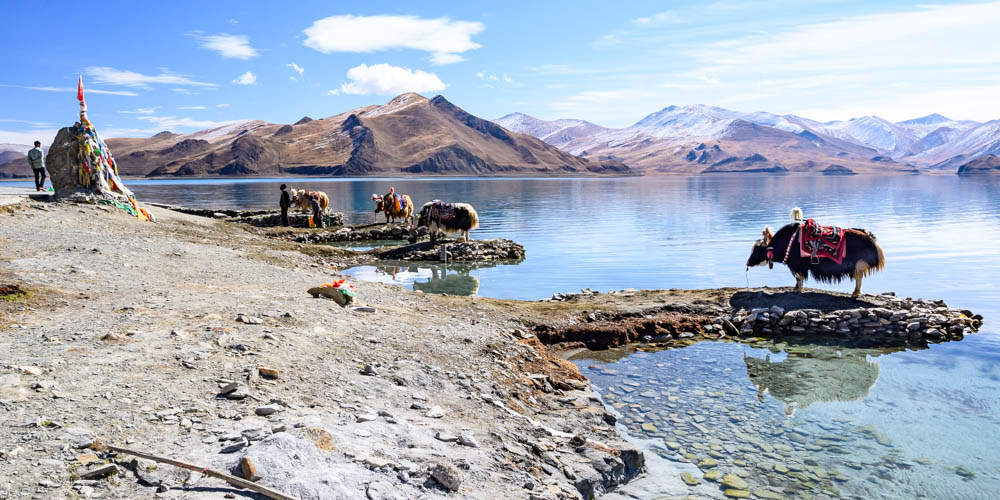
top-left (4, 174), bottom-right (999, 498)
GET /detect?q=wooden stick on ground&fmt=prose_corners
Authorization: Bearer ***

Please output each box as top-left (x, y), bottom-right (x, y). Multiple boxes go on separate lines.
top-left (92, 440), bottom-right (299, 500)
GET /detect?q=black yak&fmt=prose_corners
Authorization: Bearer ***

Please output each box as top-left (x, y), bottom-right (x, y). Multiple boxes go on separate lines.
top-left (410, 201), bottom-right (480, 243)
top-left (747, 208), bottom-right (885, 297)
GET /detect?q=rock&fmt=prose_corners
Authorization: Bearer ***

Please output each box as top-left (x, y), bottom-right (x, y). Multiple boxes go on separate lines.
top-left (221, 440), bottom-right (248, 453)
top-left (665, 441), bottom-right (682, 451)
top-left (360, 364), bottom-right (378, 376)
top-left (724, 489), bottom-right (751, 498)
top-left (219, 382), bottom-right (239, 395)
top-left (703, 470), bottom-right (722, 482)
top-left (425, 406), bottom-right (447, 418)
top-left (680, 471), bottom-right (700, 485)
top-left (80, 464), bottom-right (118, 479)
top-left (258, 367), bottom-right (280, 379)
top-left (697, 457), bottom-right (718, 469)
top-left (364, 456), bottom-right (392, 469)
top-left (457, 433), bottom-right (479, 448)
top-left (255, 406), bottom-right (279, 416)
top-left (366, 480), bottom-right (401, 500)
top-left (17, 365), bottom-right (44, 376)
top-left (430, 462), bottom-right (462, 492)
top-left (240, 457), bottom-right (262, 481)
top-left (236, 314), bottom-right (263, 324)
top-left (356, 413), bottom-right (378, 423)
top-left (722, 473), bottom-right (749, 490)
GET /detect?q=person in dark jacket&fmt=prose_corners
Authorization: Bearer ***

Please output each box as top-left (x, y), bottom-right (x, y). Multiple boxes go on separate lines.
top-left (279, 184), bottom-right (291, 226)
top-left (310, 193), bottom-right (324, 228)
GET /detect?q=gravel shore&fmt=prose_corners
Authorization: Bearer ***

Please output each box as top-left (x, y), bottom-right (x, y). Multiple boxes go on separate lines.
top-left (0, 199), bottom-right (659, 500)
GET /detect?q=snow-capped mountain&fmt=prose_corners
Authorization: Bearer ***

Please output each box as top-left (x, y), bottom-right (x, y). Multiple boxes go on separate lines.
top-left (496, 106), bottom-right (998, 173)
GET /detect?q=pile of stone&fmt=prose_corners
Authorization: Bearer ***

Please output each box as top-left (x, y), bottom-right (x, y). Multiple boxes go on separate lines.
top-left (377, 239), bottom-right (526, 262)
top-left (289, 223), bottom-right (416, 243)
top-left (148, 204), bottom-right (344, 228)
top-left (726, 297), bottom-right (982, 341)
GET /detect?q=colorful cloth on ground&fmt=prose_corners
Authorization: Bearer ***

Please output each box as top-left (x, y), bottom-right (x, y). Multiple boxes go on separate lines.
top-left (430, 200), bottom-right (455, 221)
top-left (799, 218), bottom-right (847, 264)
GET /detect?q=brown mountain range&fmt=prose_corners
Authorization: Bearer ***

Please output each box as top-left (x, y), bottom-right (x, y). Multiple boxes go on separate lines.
top-left (0, 93), bottom-right (629, 179)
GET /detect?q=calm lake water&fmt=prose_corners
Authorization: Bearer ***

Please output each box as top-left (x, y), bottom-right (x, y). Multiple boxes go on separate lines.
top-left (5, 174), bottom-right (999, 498)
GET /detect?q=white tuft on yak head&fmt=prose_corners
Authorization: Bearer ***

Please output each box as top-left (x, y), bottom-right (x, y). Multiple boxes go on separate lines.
top-left (790, 207), bottom-right (804, 223)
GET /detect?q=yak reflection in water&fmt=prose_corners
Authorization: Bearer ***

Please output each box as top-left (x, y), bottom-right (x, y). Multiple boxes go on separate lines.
top-left (743, 343), bottom-right (903, 416)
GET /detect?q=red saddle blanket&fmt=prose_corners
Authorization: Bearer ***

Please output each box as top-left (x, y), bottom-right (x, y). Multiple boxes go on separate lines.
top-left (430, 200), bottom-right (455, 221)
top-left (799, 219), bottom-right (847, 264)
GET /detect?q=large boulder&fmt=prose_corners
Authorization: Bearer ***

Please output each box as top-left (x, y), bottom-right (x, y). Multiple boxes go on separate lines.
top-left (44, 127), bottom-right (89, 199)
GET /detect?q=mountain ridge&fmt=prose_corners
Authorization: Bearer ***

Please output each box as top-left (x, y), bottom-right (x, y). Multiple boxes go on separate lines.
top-left (495, 106), bottom-right (1000, 174)
top-left (0, 93), bottom-right (630, 179)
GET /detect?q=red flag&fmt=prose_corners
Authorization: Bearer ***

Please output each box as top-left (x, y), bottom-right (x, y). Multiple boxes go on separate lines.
top-left (77, 75), bottom-right (85, 104)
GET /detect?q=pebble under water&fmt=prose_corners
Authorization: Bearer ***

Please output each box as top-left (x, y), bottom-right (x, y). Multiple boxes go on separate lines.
top-left (573, 337), bottom-right (1000, 499)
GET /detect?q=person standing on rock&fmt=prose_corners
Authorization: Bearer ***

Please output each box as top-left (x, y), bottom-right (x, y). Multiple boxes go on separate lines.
top-left (27, 141), bottom-right (46, 191)
top-left (279, 184), bottom-right (291, 226)
top-left (310, 193), bottom-right (324, 228)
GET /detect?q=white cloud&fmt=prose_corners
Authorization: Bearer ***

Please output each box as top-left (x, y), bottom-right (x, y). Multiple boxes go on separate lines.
top-left (0, 129), bottom-right (58, 146)
top-left (179, 106), bottom-right (206, 110)
top-left (0, 83), bottom-right (138, 96)
top-left (0, 118), bottom-right (51, 127)
top-left (190, 32), bottom-right (259, 59)
top-left (475, 71), bottom-right (517, 86)
top-left (232, 72), bottom-right (257, 86)
top-left (119, 107), bottom-right (156, 114)
top-left (680, 1), bottom-right (1000, 121)
top-left (217, 103), bottom-right (230, 108)
top-left (286, 63), bottom-right (304, 81)
top-left (327, 89), bottom-right (340, 96)
top-left (302, 15), bottom-right (483, 65)
top-left (136, 115), bottom-right (236, 130)
top-left (336, 63), bottom-right (445, 95)
top-left (86, 67), bottom-right (215, 89)
top-left (633, 11), bottom-right (683, 26)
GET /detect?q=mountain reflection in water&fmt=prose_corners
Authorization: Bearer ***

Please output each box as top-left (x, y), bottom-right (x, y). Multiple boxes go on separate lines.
top-left (342, 260), bottom-right (522, 296)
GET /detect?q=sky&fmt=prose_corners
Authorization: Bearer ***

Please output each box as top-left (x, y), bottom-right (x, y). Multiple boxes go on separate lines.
top-left (2, 0), bottom-right (999, 146)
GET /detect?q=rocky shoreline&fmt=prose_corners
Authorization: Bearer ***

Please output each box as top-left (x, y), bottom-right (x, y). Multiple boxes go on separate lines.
top-left (0, 197), bottom-right (983, 500)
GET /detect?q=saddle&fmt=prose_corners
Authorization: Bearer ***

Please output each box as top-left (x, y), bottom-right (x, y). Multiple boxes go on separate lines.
top-left (799, 219), bottom-right (847, 264)
top-left (430, 200), bottom-right (455, 221)
top-left (393, 193), bottom-right (407, 211)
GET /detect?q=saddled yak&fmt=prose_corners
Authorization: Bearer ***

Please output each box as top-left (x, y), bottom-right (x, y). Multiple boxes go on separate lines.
top-left (372, 188), bottom-right (413, 224)
top-left (290, 188), bottom-right (330, 214)
top-left (410, 201), bottom-right (479, 243)
top-left (747, 208), bottom-right (885, 297)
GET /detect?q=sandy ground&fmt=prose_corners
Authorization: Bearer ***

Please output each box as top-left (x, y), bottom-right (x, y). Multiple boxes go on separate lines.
top-left (0, 199), bottom-right (697, 500)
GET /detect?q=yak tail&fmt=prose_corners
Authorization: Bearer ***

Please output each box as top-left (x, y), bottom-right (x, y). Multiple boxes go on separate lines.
top-left (790, 207), bottom-right (804, 223)
top-left (466, 205), bottom-right (480, 230)
top-left (872, 238), bottom-right (886, 274)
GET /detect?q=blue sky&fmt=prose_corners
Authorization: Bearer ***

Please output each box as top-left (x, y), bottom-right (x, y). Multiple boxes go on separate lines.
top-left (2, 0), bottom-right (999, 145)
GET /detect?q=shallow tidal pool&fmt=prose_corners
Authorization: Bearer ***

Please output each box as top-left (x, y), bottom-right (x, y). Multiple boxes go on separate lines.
top-left (573, 337), bottom-right (1000, 499)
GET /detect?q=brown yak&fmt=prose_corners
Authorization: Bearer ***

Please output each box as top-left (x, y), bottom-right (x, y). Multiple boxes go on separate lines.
top-left (290, 188), bottom-right (329, 214)
top-left (746, 208), bottom-right (885, 297)
top-left (372, 188), bottom-right (413, 224)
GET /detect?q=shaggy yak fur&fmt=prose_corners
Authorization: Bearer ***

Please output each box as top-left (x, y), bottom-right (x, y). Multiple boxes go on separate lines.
top-left (373, 192), bottom-right (414, 224)
top-left (290, 189), bottom-right (329, 214)
top-left (747, 209), bottom-right (885, 298)
top-left (411, 202), bottom-right (480, 243)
